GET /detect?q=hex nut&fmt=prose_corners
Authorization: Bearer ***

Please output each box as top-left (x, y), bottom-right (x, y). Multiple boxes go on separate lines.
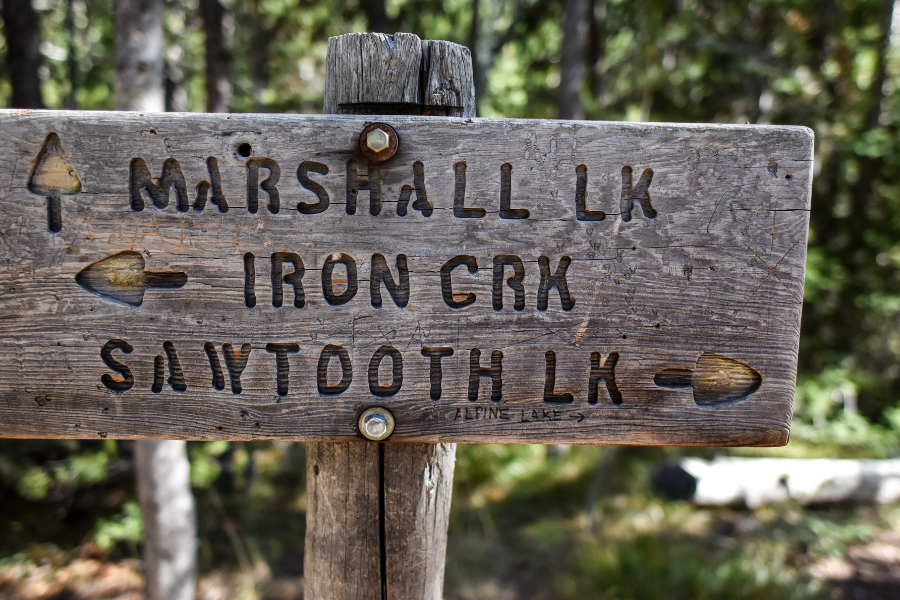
top-left (359, 407), bottom-right (395, 441)
top-left (366, 129), bottom-right (390, 152)
top-left (359, 123), bottom-right (399, 163)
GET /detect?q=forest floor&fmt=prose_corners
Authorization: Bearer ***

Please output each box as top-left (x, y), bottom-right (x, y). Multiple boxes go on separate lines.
top-left (0, 514), bottom-right (897, 600)
top-left (0, 443), bottom-right (898, 600)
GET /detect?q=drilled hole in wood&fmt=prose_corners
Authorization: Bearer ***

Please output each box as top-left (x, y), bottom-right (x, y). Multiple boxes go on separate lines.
top-left (237, 142), bottom-right (252, 158)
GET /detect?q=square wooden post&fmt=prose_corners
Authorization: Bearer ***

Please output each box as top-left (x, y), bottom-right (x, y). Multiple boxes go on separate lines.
top-left (304, 33), bottom-right (475, 600)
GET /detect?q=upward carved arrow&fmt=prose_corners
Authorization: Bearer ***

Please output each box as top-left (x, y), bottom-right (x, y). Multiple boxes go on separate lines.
top-left (75, 251), bottom-right (187, 307)
top-left (28, 133), bottom-right (81, 233)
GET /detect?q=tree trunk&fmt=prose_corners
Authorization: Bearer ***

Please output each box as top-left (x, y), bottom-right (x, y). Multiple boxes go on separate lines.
top-left (114, 2), bottom-right (196, 599)
top-left (559, 0), bottom-right (590, 119)
top-left (64, 0), bottom-right (78, 109)
top-left (135, 441), bottom-right (198, 600)
top-left (199, 0), bottom-right (231, 113)
top-left (2, 0), bottom-right (45, 109)
top-left (587, 0), bottom-right (606, 100)
top-left (164, 0), bottom-right (188, 112)
top-left (307, 32), bottom-right (474, 600)
top-left (865, 0), bottom-right (895, 130)
top-left (468, 0), bottom-right (485, 110)
top-left (364, 0), bottom-right (391, 33)
top-left (249, 0), bottom-right (265, 111)
top-left (114, 0), bottom-right (165, 112)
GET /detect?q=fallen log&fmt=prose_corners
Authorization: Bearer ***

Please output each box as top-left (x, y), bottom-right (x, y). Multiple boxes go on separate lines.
top-left (651, 457), bottom-right (900, 508)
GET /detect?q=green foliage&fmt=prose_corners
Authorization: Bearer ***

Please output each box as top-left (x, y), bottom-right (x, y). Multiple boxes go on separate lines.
top-left (564, 532), bottom-right (822, 600)
top-left (799, 515), bottom-right (874, 558)
top-left (0, 441), bottom-right (111, 501)
top-left (447, 445), bottom-right (865, 600)
top-left (94, 500), bottom-right (143, 552)
top-left (453, 443), bottom-right (550, 504)
top-left (34, 0), bottom-right (116, 109)
top-left (0, 440), bottom-right (137, 561)
top-left (189, 440), bottom-right (230, 487)
top-left (16, 466), bottom-right (52, 500)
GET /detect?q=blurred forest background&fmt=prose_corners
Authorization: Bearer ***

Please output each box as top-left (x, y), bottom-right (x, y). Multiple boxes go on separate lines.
top-left (2, 0), bottom-right (900, 598)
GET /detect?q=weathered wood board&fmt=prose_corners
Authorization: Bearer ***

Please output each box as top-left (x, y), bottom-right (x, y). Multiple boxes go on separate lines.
top-left (0, 109), bottom-right (812, 445)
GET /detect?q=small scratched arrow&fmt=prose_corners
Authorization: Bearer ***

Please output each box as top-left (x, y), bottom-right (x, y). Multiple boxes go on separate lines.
top-left (75, 251), bottom-right (187, 307)
top-left (654, 352), bottom-right (761, 406)
top-left (571, 413), bottom-right (585, 423)
top-left (28, 133), bottom-right (81, 233)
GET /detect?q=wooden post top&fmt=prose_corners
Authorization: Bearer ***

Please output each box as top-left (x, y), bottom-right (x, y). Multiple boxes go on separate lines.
top-left (324, 32), bottom-right (476, 117)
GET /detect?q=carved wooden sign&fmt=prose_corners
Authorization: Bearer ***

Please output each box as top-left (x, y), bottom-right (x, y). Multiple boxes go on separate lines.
top-left (0, 110), bottom-right (812, 445)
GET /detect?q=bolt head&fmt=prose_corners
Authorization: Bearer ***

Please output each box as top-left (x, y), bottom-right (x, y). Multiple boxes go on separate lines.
top-left (364, 414), bottom-right (388, 437)
top-left (359, 407), bottom-right (395, 441)
top-left (366, 129), bottom-right (390, 152)
top-left (359, 123), bottom-right (399, 163)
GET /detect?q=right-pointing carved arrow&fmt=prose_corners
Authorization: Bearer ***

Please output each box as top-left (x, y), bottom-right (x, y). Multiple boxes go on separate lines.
top-left (75, 251), bottom-right (187, 307)
top-left (654, 352), bottom-right (762, 406)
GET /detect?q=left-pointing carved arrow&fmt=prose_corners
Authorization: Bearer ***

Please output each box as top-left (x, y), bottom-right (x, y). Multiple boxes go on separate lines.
top-left (75, 251), bottom-right (187, 307)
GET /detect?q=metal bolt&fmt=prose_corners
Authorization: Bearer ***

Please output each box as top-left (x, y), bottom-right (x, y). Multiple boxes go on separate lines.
top-left (359, 123), bottom-right (399, 163)
top-left (366, 129), bottom-right (390, 152)
top-left (359, 407), bottom-right (395, 441)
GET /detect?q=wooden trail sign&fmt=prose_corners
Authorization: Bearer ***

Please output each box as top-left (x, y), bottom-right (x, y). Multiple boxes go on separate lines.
top-left (0, 109), bottom-right (812, 445)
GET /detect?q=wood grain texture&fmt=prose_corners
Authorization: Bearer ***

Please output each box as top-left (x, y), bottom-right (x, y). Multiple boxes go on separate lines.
top-left (324, 33), bottom-right (423, 114)
top-left (304, 442), bottom-right (382, 600)
top-left (324, 32), bottom-right (475, 117)
top-left (382, 442), bottom-right (455, 599)
top-left (0, 109), bottom-right (812, 446)
top-left (420, 40), bottom-right (476, 118)
top-left (304, 443), bottom-right (456, 600)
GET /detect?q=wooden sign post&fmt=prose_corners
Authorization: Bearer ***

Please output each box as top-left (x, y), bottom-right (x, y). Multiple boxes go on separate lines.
top-left (0, 32), bottom-right (813, 600)
top-left (305, 33), bottom-right (471, 600)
